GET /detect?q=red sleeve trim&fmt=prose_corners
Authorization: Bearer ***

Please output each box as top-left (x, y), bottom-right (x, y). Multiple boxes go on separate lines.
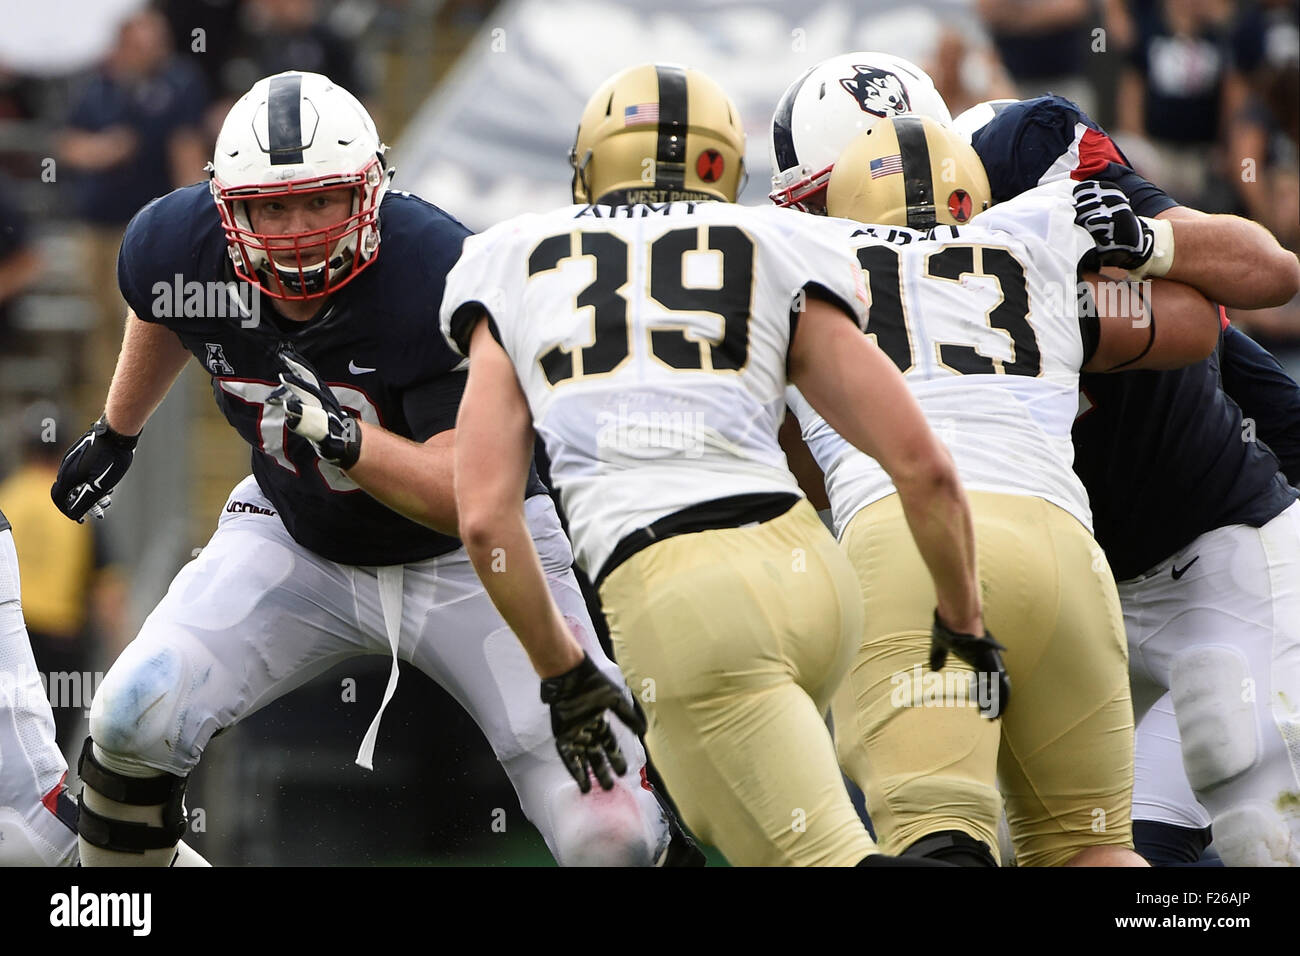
top-left (1072, 127), bottom-right (1130, 180)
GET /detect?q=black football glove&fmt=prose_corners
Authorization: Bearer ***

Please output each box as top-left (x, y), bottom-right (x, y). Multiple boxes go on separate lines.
top-left (929, 610), bottom-right (1010, 719)
top-left (540, 653), bottom-right (646, 794)
top-left (50, 415), bottom-right (140, 522)
top-left (1072, 180), bottom-right (1154, 271)
top-left (266, 347), bottom-right (362, 469)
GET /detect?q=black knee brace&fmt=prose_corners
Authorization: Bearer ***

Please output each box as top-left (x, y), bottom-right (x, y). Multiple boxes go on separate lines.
top-left (1133, 820), bottom-right (1215, 866)
top-left (76, 737), bottom-right (189, 853)
top-left (903, 829), bottom-right (998, 867)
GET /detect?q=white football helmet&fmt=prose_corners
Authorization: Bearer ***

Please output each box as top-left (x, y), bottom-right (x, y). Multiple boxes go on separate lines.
top-left (950, 98), bottom-right (1019, 144)
top-left (768, 52), bottom-right (951, 212)
top-left (209, 71), bottom-right (393, 300)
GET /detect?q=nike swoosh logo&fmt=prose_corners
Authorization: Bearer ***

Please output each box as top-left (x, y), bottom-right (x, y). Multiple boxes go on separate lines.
top-left (1171, 556), bottom-right (1200, 580)
top-left (348, 360), bottom-right (376, 374)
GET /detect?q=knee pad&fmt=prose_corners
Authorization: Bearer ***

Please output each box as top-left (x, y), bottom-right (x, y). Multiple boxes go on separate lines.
top-left (1170, 647), bottom-right (1257, 792)
top-left (544, 777), bottom-right (664, 867)
top-left (88, 645), bottom-right (190, 770)
top-left (1210, 801), bottom-right (1298, 867)
top-left (77, 737), bottom-right (188, 855)
top-left (903, 829), bottom-right (998, 867)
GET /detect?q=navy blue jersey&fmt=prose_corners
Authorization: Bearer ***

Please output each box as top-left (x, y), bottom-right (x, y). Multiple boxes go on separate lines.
top-left (1221, 325), bottom-right (1300, 487)
top-left (972, 95), bottom-right (1180, 217)
top-left (972, 96), bottom-right (1298, 579)
top-left (0, 506), bottom-right (8, 534)
top-left (118, 183), bottom-right (533, 566)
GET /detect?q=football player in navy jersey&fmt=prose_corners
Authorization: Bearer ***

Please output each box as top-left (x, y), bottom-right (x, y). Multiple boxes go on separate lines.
top-left (48, 71), bottom-right (682, 867)
top-left (956, 95), bottom-right (1300, 866)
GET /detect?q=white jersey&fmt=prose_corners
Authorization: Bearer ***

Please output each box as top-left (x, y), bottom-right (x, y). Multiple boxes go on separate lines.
top-left (787, 179), bottom-right (1100, 535)
top-left (441, 201), bottom-right (869, 577)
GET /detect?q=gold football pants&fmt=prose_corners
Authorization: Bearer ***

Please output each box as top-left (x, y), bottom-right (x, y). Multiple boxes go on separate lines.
top-left (600, 500), bottom-right (878, 866)
top-left (832, 491), bottom-right (1134, 866)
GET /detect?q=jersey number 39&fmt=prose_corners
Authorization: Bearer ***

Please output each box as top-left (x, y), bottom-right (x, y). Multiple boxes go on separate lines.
top-left (527, 225), bottom-right (754, 385)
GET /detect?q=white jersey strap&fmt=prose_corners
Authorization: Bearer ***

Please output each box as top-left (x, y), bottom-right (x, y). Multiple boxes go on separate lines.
top-left (355, 564), bottom-right (405, 771)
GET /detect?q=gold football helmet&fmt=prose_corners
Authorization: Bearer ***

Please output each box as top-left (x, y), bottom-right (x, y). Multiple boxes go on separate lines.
top-left (570, 63), bottom-right (746, 205)
top-left (825, 115), bottom-right (991, 229)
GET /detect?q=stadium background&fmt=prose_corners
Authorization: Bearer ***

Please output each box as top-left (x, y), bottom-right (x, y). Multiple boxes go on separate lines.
top-left (0, 0), bottom-right (1295, 865)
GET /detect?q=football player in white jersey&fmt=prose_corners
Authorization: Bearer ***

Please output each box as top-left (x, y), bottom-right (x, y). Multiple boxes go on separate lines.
top-left (788, 114), bottom-right (1232, 866)
top-left (0, 508), bottom-right (208, 866)
top-left (0, 507), bottom-right (81, 866)
top-left (442, 63), bottom-right (994, 866)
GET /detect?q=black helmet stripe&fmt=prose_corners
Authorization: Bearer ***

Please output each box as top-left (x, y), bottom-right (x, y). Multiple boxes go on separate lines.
top-left (267, 74), bottom-right (304, 165)
top-left (894, 115), bottom-right (935, 229)
top-left (655, 65), bottom-right (688, 189)
top-left (771, 66), bottom-right (815, 173)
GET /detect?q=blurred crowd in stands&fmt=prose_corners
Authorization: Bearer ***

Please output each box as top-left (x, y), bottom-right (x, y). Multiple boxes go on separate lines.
top-left (981, 0), bottom-right (1300, 369)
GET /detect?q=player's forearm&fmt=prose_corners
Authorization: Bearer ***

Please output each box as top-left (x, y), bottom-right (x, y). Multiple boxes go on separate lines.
top-left (453, 316), bottom-right (580, 676)
top-left (103, 311), bottom-right (192, 435)
top-left (1083, 274), bottom-right (1219, 372)
top-left (894, 454), bottom-right (983, 635)
top-left (460, 504), bottom-right (584, 678)
top-left (347, 424), bottom-right (458, 535)
top-left (1159, 210), bottom-right (1300, 309)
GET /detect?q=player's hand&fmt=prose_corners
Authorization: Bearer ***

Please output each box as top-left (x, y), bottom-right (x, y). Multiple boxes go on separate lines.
top-left (1072, 180), bottom-right (1154, 271)
top-left (929, 610), bottom-right (1010, 719)
top-left (540, 653), bottom-right (646, 793)
top-left (50, 415), bottom-right (140, 522)
top-left (267, 347), bottom-right (362, 469)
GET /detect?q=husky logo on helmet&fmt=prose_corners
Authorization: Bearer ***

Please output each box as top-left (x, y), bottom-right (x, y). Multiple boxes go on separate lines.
top-left (840, 66), bottom-right (912, 118)
top-left (768, 53), bottom-right (951, 212)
